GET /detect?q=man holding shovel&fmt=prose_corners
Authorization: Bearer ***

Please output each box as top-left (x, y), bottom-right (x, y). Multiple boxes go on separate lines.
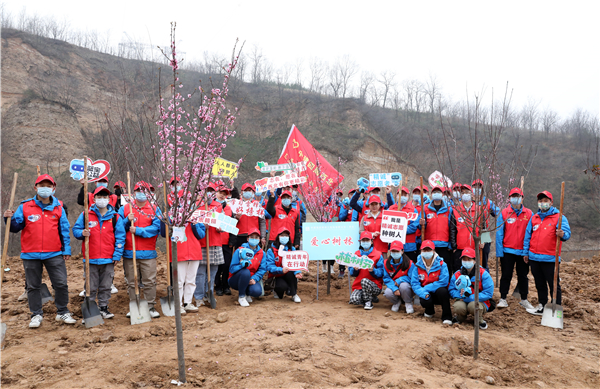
top-left (523, 190), bottom-right (570, 316)
top-left (3, 174), bottom-right (76, 328)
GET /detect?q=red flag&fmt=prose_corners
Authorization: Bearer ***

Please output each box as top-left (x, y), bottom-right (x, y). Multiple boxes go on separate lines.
top-left (278, 124), bottom-right (344, 196)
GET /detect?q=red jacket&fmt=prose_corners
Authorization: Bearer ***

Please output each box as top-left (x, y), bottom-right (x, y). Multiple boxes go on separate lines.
top-left (269, 205), bottom-right (299, 242)
top-left (200, 200), bottom-right (223, 247)
top-left (352, 249), bottom-right (383, 290)
top-left (20, 200), bottom-right (63, 253)
top-left (361, 211), bottom-right (387, 253)
top-left (175, 223), bottom-right (204, 262)
top-left (122, 202), bottom-right (158, 251)
top-left (501, 206), bottom-right (532, 251)
top-left (529, 213), bottom-right (562, 256)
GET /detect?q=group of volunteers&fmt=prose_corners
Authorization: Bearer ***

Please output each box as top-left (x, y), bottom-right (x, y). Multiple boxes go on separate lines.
top-left (3, 171), bottom-right (570, 331)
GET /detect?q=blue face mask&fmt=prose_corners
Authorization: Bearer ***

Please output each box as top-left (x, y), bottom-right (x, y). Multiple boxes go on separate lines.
top-left (421, 251), bottom-right (433, 260)
top-left (462, 261), bottom-right (475, 270)
top-left (462, 193), bottom-right (472, 202)
top-left (412, 194), bottom-right (421, 203)
top-left (279, 236), bottom-right (290, 245)
top-left (431, 193), bottom-right (443, 201)
top-left (135, 192), bottom-right (147, 201)
top-left (400, 196), bottom-right (408, 204)
top-left (243, 191), bottom-right (254, 200)
top-left (281, 198), bottom-right (292, 207)
top-left (248, 238), bottom-right (260, 247)
top-left (510, 197), bottom-right (522, 206)
top-left (473, 188), bottom-right (482, 196)
top-left (360, 241), bottom-right (372, 250)
top-left (97, 182), bottom-right (108, 188)
top-left (37, 187), bottom-right (53, 199)
top-left (390, 251), bottom-right (403, 260)
top-left (216, 198), bottom-right (225, 203)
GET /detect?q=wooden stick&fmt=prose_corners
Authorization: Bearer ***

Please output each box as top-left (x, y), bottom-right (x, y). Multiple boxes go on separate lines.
top-left (419, 176), bottom-right (426, 239)
top-left (520, 176), bottom-right (524, 193)
top-left (84, 157), bottom-right (90, 297)
top-left (163, 183), bottom-right (171, 287)
top-left (1, 173), bottom-right (18, 284)
top-left (552, 182), bottom-right (565, 311)
top-left (127, 172), bottom-right (140, 297)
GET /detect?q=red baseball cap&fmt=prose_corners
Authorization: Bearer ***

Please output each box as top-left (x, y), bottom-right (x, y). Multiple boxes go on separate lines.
top-left (431, 185), bottom-right (444, 193)
top-left (390, 241), bottom-right (404, 251)
top-left (281, 190), bottom-right (293, 198)
top-left (134, 181), bottom-right (154, 191)
top-left (421, 240), bottom-right (435, 250)
top-left (170, 176), bottom-right (180, 184)
top-left (509, 187), bottom-right (524, 197)
top-left (537, 191), bottom-right (553, 201)
top-left (207, 182), bottom-right (219, 191)
top-left (461, 247), bottom-right (476, 259)
top-left (247, 227), bottom-right (261, 237)
top-left (241, 183), bottom-right (255, 192)
top-left (35, 174), bottom-right (55, 185)
top-left (397, 186), bottom-right (410, 195)
top-left (113, 181), bottom-right (126, 189)
top-left (218, 185), bottom-right (231, 195)
top-left (367, 195), bottom-right (381, 204)
top-left (93, 187), bottom-right (111, 197)
top-left (336, 189), bottom-right (343, 195)
top-left (96, 177), bottom-right (108, 183)
top-left (366, 186), bottom-right (375, 193)
top-left (472, 179), bottom-right (484, 186)
top-left (349, 188), bottom-right (357, 195)
top-left (277, 226), bottom-right (291, 236)
top-left (452, 183), bottom-right (462, 190)
top-left (461, 184), bottom-right (473, 191)
top-left (413, 185), bottom-right (429, 193)
top-left (360, 231), bottom-right (373, 240)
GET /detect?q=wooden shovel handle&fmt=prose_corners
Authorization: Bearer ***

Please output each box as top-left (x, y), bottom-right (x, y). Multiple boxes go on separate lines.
top-left (1, 173), bottom-right (18, 284)
top-left (127, 172), bottom-right (139, 296)
top-left (84, 157), bottom-right (90, 297)
top-left (420, 176), bottom-right (425, 239)
top-left (552, 182), bottom-right (565, 302)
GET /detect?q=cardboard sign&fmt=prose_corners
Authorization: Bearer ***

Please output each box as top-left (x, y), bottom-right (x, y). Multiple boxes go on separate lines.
top-left (335, 252), bottom-right (374, 269)
top-left (255, 161), bottom-right (306, 173)
top-left (281, 250), bottom-right (310, 271)
top-left (254, 172), bottom-right (307, 193)
top-left (171, 226), bottom-right (187, 242)
top-left (380, 210), bottom-right (419, 243)
top-left (303, 222), bottom-right (360, 261)
top-left (212, 157), bottom-right (239, 179)
top-left (369, 172), bottom-right (402, 188)
top-left (227, 199), bottom-right (265, 218)
top-left (428, 171), bottom-right (453, 189)
top-left (70, 158), bottom-right (111, 182)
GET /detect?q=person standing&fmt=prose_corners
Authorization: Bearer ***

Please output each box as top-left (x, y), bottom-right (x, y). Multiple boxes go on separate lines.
top-left (419, 186), bottom-right (453, 264)
top-left (358, 195), bottom-right (388, 256)
top-left (388, 186), bottom-right (421, 263)
top-left (215, 185), bottom-right (234, 297)
top-left (471, 179), bottom-right (500, 270)
top-left (266, 190), bottom-right (301, 249)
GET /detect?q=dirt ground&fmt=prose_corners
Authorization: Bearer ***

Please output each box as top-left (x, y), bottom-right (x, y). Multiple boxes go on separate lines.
top-left (1, 253), bottom-right (599, 389)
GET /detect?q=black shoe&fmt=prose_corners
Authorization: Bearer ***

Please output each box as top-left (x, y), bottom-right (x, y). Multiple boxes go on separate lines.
top-left (338, 271), bottom-right (345, 279)
top-left (364, 301), bottom-right (373, 310)
top-left (372, 296), bottom-right (379, 303)
top-left (224, 288), bottom-right (232, 296)
top-left (451, 317), bottom-right (461, 325)
top-left (100, 306), bottom-right (114, 319)
top-left (216, 289), bottom-right (223, 296)
top-left (479, 320), bottom-right (488, 330)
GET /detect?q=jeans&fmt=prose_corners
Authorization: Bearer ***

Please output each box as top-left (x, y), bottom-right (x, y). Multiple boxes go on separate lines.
top-left (23, 256), bottom-right (70, 317)
top-left (500, 253), bottom-right (529, 300)
top-left (228, 268), bottom-right (263, 298)
top-left (194, 264), bottom-right (218, 301)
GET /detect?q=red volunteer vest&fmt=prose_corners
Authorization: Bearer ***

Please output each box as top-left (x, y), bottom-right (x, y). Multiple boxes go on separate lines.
top-left (122, 202), bottom-right (158, 251)
top-left (501, 206), bottom-right (532, 251)
top-left (87, 193), bottom-right (118, 209)
top-left (268, 205), bottom-right (299, 242)
top-left (268, 246), bottom-right (288, 278)
top-left (417, 259), bottom-right (445, 287)
top-left (424, 205), bottom-right (450, 243)
top-left (229, 249), bottom-right (264, 279)
top-left (82, 213), bottom-right (119, 260)
top-left (452, 268), bottom-right (491, 308)
top-left (529, 213), bottom-right (562, 256)
top-left (200, 200), bottom-right (223, 247)
top-left (384, 258), bottom-right (412, 281)
top-left (237, 207), bottom-right (260, 236)
top-left (20, 199), bottom-right (63, 253)
top-left (453, 204), bottom-right (482, 250)
top-left (352, 249), bottom-right (383, 290)
top-left (361, 211), bottom-right (387, 253)
top-left (174, 223), bottom-right (204, 262)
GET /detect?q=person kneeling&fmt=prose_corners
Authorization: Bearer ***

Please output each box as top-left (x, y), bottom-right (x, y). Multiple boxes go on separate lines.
top-left (449, 248), bottom-right (494, 329)
top-left (266, 227), bottom-right (302, 303)
top-left (410, 240), bottom-right (452, 325)
top-left (228, 228), bottom-right (266, 307)
top-left (383, 241), bottom-right (415, 314)
top-left (349, 232), bottom-right (384, 310)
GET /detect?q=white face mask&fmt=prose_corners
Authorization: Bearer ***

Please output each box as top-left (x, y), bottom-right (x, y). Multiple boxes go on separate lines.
top-left (95, 198), bottom-right (109, 208)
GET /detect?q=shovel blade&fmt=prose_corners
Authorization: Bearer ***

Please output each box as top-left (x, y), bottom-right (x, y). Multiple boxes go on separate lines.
top-left (81, 298), bottom-right (104, 328)
top-left (541, 302), bottom-right (563, 329)
top-left (208, 290), bottom-right (217, 310)
top-left (160, 296), bottom-right (175, 317)
top-left (512, 285), bottom-right (521, 300)
top-left (41, 283), bottom-right (54, 304)
top-left (129, 299), bottom-right (151, 325)
top-left (1, 322), bottom-right (7, 349)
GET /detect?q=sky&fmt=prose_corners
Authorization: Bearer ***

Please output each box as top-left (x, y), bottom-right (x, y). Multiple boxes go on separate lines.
top-left (3, 0), bottom-right (599, 119)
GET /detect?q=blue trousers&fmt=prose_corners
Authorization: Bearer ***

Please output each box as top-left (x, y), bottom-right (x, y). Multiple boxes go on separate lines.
top-left (228, 268), bottom-right (262, 298)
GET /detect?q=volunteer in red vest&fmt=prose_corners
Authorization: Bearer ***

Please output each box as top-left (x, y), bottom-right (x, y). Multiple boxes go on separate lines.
top-left (419, 186), bottom-right (453, 264)
top-left (78, 177), bottom-right (119, 209)
top-left (194, 183), bottom-right (226, 307)
top-left (449, 184), bottom-right (483, 276)
top-left (349, 232), bottom-right (384, 310)
top-left (266, 190), bottom-right (301, 249)
top-left (112, 181), bottom-right (126, 212)
top-left (382, 241), bottom-right (415, 314)
top-left (359, 195), bottom-right (388, 255)
top-left (523, 190), bottom-right (571, 316)
top-left (409, 240), bottom-right (452, 325)
top-left (215, 185), bottom-right (234, 297)
top-left (233, 183), bottom-right (267, 250)
top-left (3, 174), bottom-right (76, 328)
top-left (350, 187), bottom-right (394, 220)
top-left (266, 226), bottom-right (303, 302)
top-left (73, 187), bottom-right (126, 321)
top-left (451, 183), bottom-right (462, 206)
top-left (118, 181), bottom-right (162, 318)
top-left (471, 179), bottom-right (500, 270)
top-left (389, 186), bottom-right (421, 263)
top-left (412, 185), bottom-right (429, 207)
top-left (228, 228), bottom-right (267, 307)
top-left (448, 248), bottom-right (494, 329)
top-left (495, 187), bottom-right (535, 310)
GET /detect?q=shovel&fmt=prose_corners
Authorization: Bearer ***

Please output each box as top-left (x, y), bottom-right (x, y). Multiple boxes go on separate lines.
top-left (205, 201), bottom-right (217, 310)
top-left (127, 172), bottom-right (151, 325)
top-left (512, 285), bottom-right (521, 300)
top-left (542, 182), bottom-right (565, 330)
top-left (40, 283), bottom-right (54, 304)
top-left (159, 183), bottom-right (175, 317)
top-left (80, 159), bottom-right (104, 328)
top-left (1, 173), bottom-right (18, 342)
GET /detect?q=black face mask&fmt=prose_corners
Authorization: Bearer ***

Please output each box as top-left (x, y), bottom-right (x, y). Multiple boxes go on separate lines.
top-left (115, 188), bottom-right (122, 196)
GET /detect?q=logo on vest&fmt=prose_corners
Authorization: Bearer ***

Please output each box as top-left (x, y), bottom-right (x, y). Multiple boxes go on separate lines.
top-left (532, 224), bottom-right (539, 231)
top-left (28, 214), bottom-right (41, 222)
top-left (364, 210), bottom-right (370, 215)
top-left (427, 213), bottom-right (434, 219)
top-left (278, 214), bottom-right (286, 219)
top-left (88, 221), bottom-right (98, 228)
top-left (418, 273), bottom-right (425, 281)
top-left (458, 217), bottom-right (464, 223)
top-left (363, 221), bottom-right (371, 226)
top-left (506, 218), bottom-right (516, 224)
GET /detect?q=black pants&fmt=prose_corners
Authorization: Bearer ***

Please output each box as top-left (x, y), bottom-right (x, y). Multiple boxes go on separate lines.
top-left (500, 253), bottom-right (529, 300)
top-left (482, 243), bottom-right (490, 270)
top-left (405, 251), bottom-right (418, 263)
top-left (274, 272), bottom-right (298, 298)
top-left (530, 260), bottom-right (561, 306)
top-left (215, 245), bottom-right (233, 291)
top-left (233, 234), bottom-right (249, 251)
top-left (435, 247), bottom-right (452, 267)
top-left (420, 287), bottom-right (452, 321)
top-left (451, 249), bottom-right (464, 279)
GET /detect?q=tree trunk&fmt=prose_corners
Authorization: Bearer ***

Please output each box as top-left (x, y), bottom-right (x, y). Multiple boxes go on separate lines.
top-left (473, 235), bottom-right (481, 360)
top-left (169, 229), bottom-right (186, 382)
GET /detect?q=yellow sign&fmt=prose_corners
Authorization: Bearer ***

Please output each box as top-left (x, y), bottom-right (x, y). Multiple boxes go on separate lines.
top-left (212, 157), bottom-right (239, 179)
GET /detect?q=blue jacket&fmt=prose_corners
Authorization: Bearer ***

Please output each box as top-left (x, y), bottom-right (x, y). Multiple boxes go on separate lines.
top-left (418, 201), bottom-right (453, 249)
top-left (349, 191), bottom-right (394, 216)
top-left (409, 254), bottom-right (449, 300)
top-left (7, 196), bottom-right (71, 260)
top-left (72, 205), bottom-right (126, 264)
top-left (523, 206), bottom-right (571, 263)
top-left (230, 243), bottom-right (267, 283)
top-left (382, 258), bottom-right (412, 291)
top-left (118, 205), bottom-right (162, 259)
top-left (266, 245), bottom-right (301, 276)
top-left (349, 247), bottom-right (384, 279)
top-left (448, 267), bottom-right (494, 309)
top-left (495, 205), bottom-right (529, 257)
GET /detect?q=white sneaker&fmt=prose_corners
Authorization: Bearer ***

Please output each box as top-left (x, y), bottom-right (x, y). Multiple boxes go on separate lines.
top-left (391, 302), bottom-right (401, 312)
top-left (18, 290), bottom-right (28, 301)
top-left (180, 306), bottom-right (187, 315)
top-left (239, 297), bottom-right (249, 307)
top-left (443, 319), bottom-right (453, 325)
top-left (497, 299), bottom-right (509, 308)
top-left (520, 300), bottom-right (535, 310)
top-left (293, 294), bottom-right (301, 303)
top-left (184, 303), bottom-right (198, 312)
top-left (149, 308), bottom-right (160, 318)
top-left (29, 315), bottom-right (43, 328)
top-left (245, 296), bottom-right (252, 303)
top-left (55, 313), bottom-right (77, 324)
top-left (273, 293), bottom-right (279, 299)
top-left (79, 290), bottom-right (86, 297)
top-left (424, 312), bottom-right (434, 318)
top-left (126, 312), bottom-right (131, 318)
top-left (111, 284), bottom-right (118, 294)
top-left (196, 300), bottom-right (205, 307)
top-left (405, 303), bottom-right (414, 314)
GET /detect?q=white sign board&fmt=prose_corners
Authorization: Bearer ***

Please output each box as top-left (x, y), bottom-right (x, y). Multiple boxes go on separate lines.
top-left (380, 210), bottom-right (419, 243)
top-left (369, 172), bottom-right (402, 187)
top-left (428, 171), bottom-right (453, 189)
top-left (254, 172), bottom-right (307, 193)
top-left (227, 199), bottom-right (265, 218)
top-left (280, 250), bottom-right (310, 271)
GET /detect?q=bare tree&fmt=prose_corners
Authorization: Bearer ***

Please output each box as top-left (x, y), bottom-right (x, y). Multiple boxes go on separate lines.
top-left (378, 71), bottom-right (395, 108)
top-left (541, 107), bottom-right (559, 137)
top-left (309, 58), bottom-right (327, 94)
top-left (424, 73), bottom-right (442, 116)
top-left (249, 44), bottom-right (264, 84)
top-left (359, 71), bottom-right (374, 104)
